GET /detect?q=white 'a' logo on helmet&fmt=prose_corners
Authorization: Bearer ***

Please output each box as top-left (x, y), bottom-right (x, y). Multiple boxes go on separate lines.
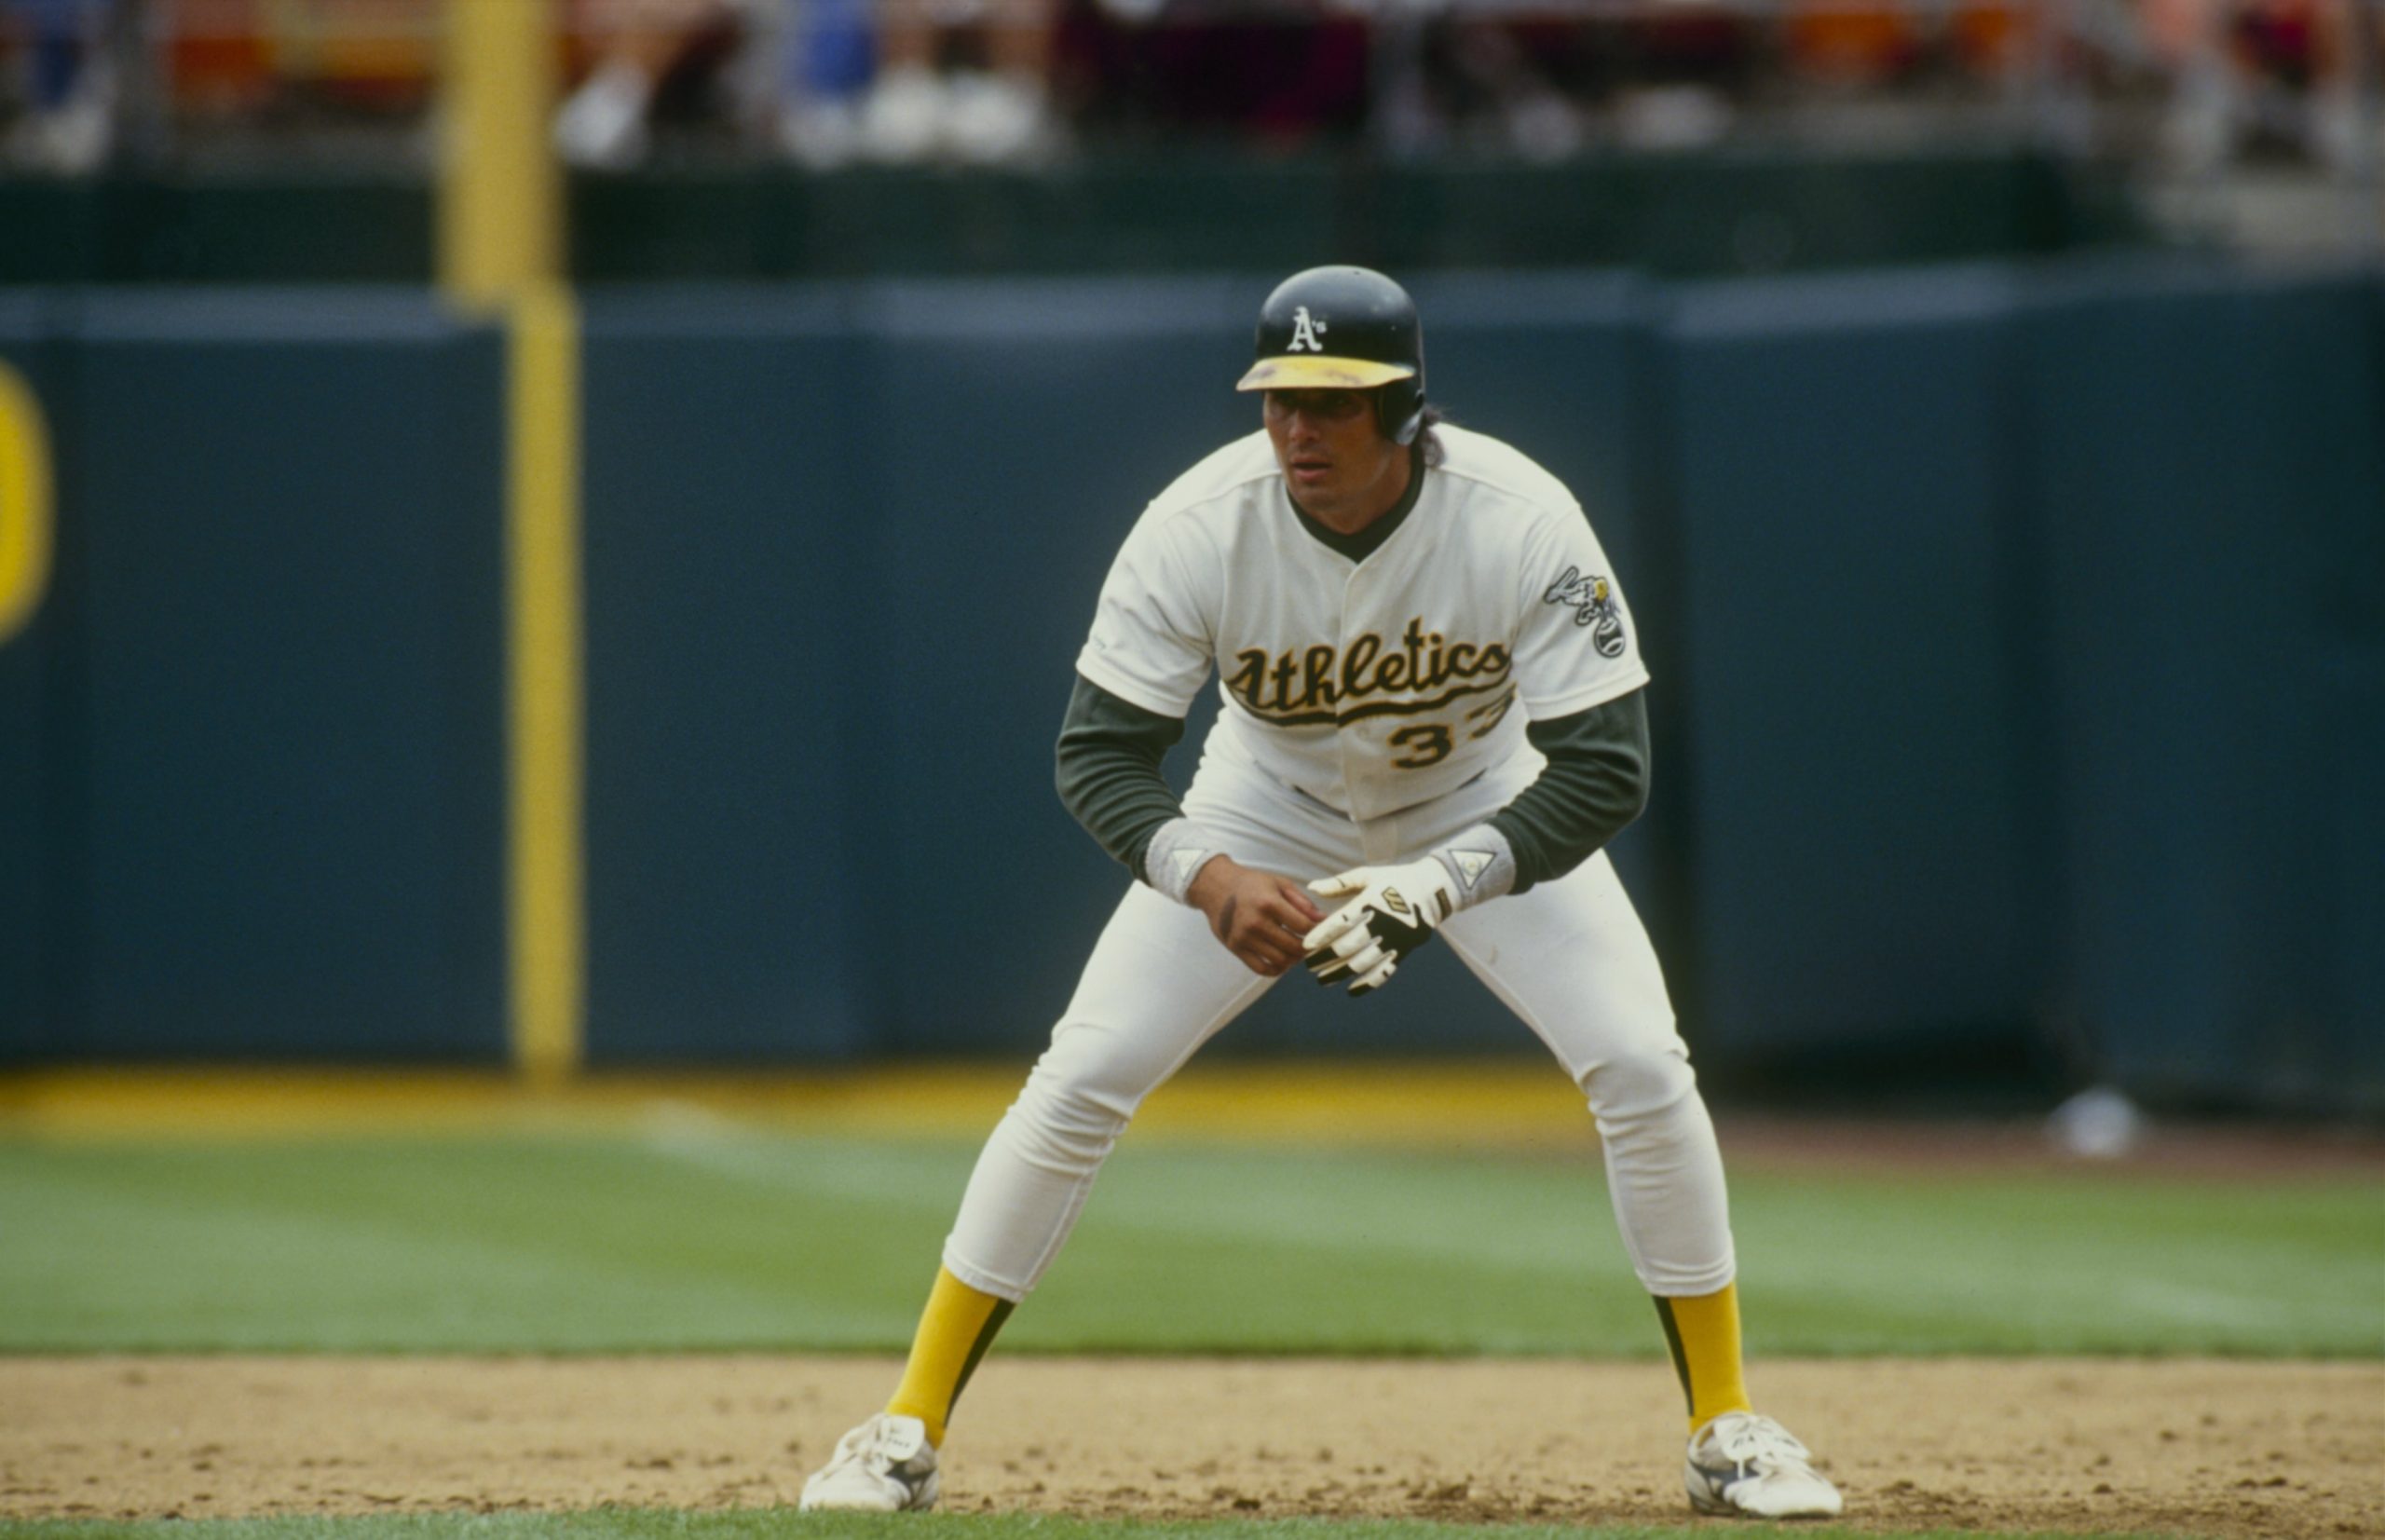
top-left (1288, 306), bottom-right (1328, 353)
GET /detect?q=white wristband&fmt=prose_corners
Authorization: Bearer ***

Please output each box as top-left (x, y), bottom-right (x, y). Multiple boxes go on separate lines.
top-left (1430, 825), bottom-right (1517, 909)
top-left (1143, 817), bottom-right (1225, 906)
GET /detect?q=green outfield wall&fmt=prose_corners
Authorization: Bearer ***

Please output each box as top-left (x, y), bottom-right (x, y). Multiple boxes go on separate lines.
top-left (0, 261), bottom-right (2378, 1111)
top-left (1665, 266), bottom-right (2048, 1065)
top-left (576, 293), bottom-right (875, 1062)
top-left (0, 292), bottom-right (510, 1064)
top-left (0, 294), bottom-right (61, 1060)
top-left (2020, 266), bottom-right (2385, 1111)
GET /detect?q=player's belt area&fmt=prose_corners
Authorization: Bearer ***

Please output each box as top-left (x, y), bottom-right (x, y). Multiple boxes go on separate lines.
top-left (1283, 766), bottom-right (1491, 823)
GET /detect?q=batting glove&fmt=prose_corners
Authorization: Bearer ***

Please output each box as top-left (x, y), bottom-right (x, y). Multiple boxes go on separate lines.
top-left (1301, 856), bottom-right (1459, 997)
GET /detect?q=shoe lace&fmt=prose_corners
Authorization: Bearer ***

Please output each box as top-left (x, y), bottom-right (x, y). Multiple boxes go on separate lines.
top-left (1710, 1413), bottom-right (1813, 1472)
top-left (862, 1416), bottom-right (932, 1478)
top-left (829, 1418), bottom-right (897, 1471)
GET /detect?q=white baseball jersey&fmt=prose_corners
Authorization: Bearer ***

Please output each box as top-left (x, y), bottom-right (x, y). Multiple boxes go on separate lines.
top-left (1074, 423), bottom-right (1648, 823)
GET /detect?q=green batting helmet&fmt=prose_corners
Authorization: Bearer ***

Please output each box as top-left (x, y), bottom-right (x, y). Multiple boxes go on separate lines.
top-left (1234, 266), bottom-right (1427, 445)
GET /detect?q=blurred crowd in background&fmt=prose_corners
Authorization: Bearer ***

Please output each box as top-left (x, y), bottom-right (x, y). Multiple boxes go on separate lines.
top-left (0, 0), bottom-right (2376, 179)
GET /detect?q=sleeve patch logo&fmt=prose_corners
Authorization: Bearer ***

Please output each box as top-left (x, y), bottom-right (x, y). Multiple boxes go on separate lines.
top-left (1543, 565), bottom-right (1628, 659)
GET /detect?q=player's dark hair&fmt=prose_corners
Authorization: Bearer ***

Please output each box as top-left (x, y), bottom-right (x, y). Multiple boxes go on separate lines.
top-left (1413, 402), bottom-right (1448, 468)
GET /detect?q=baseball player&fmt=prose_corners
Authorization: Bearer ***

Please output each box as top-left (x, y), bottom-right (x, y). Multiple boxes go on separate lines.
top-left (800, 266), bottom-right (1842, 1521)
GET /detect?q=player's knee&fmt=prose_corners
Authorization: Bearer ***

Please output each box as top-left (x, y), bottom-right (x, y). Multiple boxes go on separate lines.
top-left (1581, 1040), bottom-right (1697, 1126)
top-left (1007, 1031), bottom-right (1148, 1166)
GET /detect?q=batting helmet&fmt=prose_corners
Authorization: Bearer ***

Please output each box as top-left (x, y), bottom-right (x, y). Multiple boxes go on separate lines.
top-left (1234, 266), bottom-right (1427, 446)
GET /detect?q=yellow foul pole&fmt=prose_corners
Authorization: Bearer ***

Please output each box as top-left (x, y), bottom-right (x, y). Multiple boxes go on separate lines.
top-left (440, 0), bottom-right (583, 1086)
top-left (441, 0), bottom-right (562, 304)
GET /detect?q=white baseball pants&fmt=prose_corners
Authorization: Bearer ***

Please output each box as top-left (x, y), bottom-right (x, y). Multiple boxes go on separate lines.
top-left (941, 746), bottom-right (1736, 1302)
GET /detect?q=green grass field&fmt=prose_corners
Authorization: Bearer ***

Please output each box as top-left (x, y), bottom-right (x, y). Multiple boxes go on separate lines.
top-left (2, 1123), bottom-right (2378, 1540)
top-left (1, 1132), bottom-right (2377, 1356)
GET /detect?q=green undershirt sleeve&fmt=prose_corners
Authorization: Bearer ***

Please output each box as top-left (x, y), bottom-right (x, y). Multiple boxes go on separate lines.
top-left (1487, 688), bottom-right (1652, 895)
top-left (1055, 673), bottom-right (1190, 880)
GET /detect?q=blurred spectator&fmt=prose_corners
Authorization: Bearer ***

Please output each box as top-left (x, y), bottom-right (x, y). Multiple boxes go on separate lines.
top-left (554, 0), bottom-right (1066, 171)
top-left (140, 0), bottom-right (440, 145)
top-left (820, 0), bottom-right (1063, 166)
top-left (771, 0), bottom-right (876, 164)
top-left (556, 0), bottom-right (748, 168)
top-left (1059, 0), bottom-right (1369, 154)
top-left (1372, 3), bottom-right (1752, 160)
top-left (0, 0), bottom-right (2369, 185)
top-left (2152, 0), bottom-right (2378, 170)
top-left (1416, 19), bottom-right (1595, 159)
top-left (1785, 0), bottom-right (1923, 85)
top-left (3, 0), bottom-right (116, 170)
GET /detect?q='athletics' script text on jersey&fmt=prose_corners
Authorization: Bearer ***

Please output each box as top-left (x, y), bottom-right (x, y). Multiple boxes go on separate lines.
top-left (1226, 620), bottom-right (1511, 723)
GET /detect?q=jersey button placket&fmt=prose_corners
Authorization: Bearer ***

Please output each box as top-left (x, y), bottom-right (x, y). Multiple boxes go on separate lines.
top-left (1336, 562), bottom-right (1374, 830)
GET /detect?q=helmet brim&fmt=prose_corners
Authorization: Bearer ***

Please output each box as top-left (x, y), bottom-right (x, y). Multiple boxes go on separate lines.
top-left (1235, 356), bottom-right (1418, 392)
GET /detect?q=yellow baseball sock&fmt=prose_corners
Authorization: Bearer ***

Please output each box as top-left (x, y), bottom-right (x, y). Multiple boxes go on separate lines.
top-left (885, 1266), bottom-right (1015, 1448)
top-left (1655, 1282), bottom-right (1754, 1434)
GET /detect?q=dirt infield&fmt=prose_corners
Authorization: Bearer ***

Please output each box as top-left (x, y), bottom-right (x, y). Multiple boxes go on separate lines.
top-left (5, 1356), bottom-right (2378, 1536)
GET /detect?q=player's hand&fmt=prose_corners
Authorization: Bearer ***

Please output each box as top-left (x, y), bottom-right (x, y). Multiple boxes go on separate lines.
top-left (1187, 857), bottom-right (1328, 977)
top-left (1301, 857), bottom-right (1458, 996)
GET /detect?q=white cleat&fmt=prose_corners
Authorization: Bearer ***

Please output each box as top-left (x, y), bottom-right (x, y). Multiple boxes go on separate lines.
top-left (799, 1412), bottom-right (941, 1512)
top-left (1684, 1411), bottom-right (1844, 1520)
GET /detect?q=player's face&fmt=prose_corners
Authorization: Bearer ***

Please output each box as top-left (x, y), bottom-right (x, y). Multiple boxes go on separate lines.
top-left (1262, 388), bottom-right (1411, 530)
